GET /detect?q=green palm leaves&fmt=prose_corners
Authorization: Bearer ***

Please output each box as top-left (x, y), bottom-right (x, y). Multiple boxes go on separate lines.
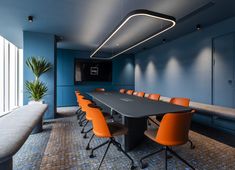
top-left (26, 57), bottom-right (52, 80)
top-left (25, 80), bottom-right (48, 101)
top-left (25, 57), bottom-right (52, 101)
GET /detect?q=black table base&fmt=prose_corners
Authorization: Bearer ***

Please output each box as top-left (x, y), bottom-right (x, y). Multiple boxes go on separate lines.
top-left (122, 116), bottom-right (147, 151)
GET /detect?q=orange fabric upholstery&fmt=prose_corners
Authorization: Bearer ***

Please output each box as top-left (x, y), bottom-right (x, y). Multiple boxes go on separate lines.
top-left (89, 107), bottom-right (111, 138)
top-left (80, 99), bottom-right (92, 113)
top-left (137, 92), bottom-right (145, 97)
top-left (126, 90), bottom-right (134, 95)
top-left (170, 98), bottom-right (190, 107)
top-left (148, 94), bottom-right (160, 101)
top-left (95, 88), bottom-right (105, 92)
top-left (155, 111), bottom-right (194, 146)
top-left (119, 89), bottom-right (126, 93)
top-left (75, 91), bottom-right (81, 103)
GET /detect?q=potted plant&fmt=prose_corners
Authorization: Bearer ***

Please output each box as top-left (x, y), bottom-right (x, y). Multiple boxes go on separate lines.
top-left (25, 57), bottom-right (52, 104)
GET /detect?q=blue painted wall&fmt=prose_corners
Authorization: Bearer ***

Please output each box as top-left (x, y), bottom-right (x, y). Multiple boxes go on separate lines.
top-left (135, 16), bottom-right (235, 104)
top-left (135, 16), bottom-right (235, 134)
top-left (23, 31), bottom-right (56, 119)
top-left (57, 49), bottom-right (134, 106)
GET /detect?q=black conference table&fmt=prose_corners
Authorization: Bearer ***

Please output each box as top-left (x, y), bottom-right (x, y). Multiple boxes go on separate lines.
top-left (88, 92), bottom-right (191, 151)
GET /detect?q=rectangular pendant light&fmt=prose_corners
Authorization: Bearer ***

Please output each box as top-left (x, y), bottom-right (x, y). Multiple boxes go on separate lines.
top-left (90, 9), bottom-right (176, 59)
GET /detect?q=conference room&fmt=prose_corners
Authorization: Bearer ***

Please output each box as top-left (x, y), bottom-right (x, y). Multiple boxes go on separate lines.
top-left (0, 0), bottom-right (235, 170)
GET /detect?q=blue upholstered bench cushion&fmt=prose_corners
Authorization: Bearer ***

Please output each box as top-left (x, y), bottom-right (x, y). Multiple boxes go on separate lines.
top-left (0, 104), bottom-right (48, 163)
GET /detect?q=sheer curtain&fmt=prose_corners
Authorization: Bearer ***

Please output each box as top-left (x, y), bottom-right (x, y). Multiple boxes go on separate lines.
top-left (0, 36), bottom-right (23, 116)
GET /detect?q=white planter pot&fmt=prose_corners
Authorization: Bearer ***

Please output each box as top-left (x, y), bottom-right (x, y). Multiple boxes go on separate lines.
top-left (28, 100), bottom-right (44, 105)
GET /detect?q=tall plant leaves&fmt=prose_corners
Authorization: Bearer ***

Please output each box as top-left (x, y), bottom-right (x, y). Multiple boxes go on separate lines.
top-left (25, 56), bottom-right (52, 101)
top-left (26, 57), bottom-right (52, 79)
top-left (25, 80), bottom-right (48, 101)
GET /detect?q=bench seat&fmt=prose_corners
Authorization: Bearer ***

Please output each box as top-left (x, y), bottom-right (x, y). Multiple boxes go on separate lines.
top-left (0, 104), bottom-right (48, 170)
top-left (160, 96), bottom-right (235, 120)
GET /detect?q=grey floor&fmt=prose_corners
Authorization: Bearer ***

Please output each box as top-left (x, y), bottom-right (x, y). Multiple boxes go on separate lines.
top-left (13, 107), bottom-right (235, 170)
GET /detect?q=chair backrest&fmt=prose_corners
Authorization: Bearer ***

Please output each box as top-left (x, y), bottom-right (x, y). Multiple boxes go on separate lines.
top-left (80, 99), bottom-right (92, 112)
top-left (170, 98), bottom-right (190, 107)
top-left (144, 93), bottom-right (150, 98)
top-left (156, 111), bottom-right (194, 146)
top-left (133, 91), bottom-right (138, 96)
top-left (137, 92), bottom-right (145, 97)
top-left (119, 89), bottom-right (126, 93)
top-left (88, 107), bottom-right (111, 138)
top-left (75, 90), bottom-right (80, 94)
top-left (76, 94), bottom-right (85, 105)
top-left (95, 88), bottom-right (105, 92)
top-left (148, 94), bottom-right (160, 101)
top-left (75, 91), bottom-right (80, 102)
top-left (126, 90), bottom-right (134, 95)
top-left (84, 102), bottom-right (99, 120)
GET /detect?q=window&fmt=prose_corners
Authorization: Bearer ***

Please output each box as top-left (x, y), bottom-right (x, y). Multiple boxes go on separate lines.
top-left (0, 35), bottom-right (23, 116)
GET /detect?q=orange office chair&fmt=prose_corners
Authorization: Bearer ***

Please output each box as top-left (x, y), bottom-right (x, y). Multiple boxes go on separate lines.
top-left (79, 99), bottom-right (93, 135)
top-left (170, 97), bottom-right (190, 107)
top-left (77, 93), bottom-right (98, 127)
top-left (95, 88), bottom-right (105, 92)
top-left (170, 98), bottom-right (195, 149)
top-left (88, 107), bottom-right (136, 169)
top-left (148, 94), bottom-right (161, 101)
top-left (78, 101), bottom-right (111, 150)
top-left (140, 110), bottom-right (195, 170)
top-left (81, 99), bottom-right (111, 139)
top-left (75, 91), bottom-right (86, 120)
top-left (119, 89), bottom-right (126, 93)
top-left (155, 97), bottom-right (195, 149)
top-left (126, 90), bottom-right (134, 95)
top-left (136, 92), bottom-right (145, 97)
top-left (75, 90), bottom-right (80, 108)
top-left (147, 94), bottom-right (161, 126)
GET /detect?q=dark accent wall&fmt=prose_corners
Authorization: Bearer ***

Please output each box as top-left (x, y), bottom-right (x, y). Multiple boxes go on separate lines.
top-left (57, 49), bottom-right (134, 106)
top-left (23, 31), bottom-right (56, 119)
top-left (134, 16), bottom-right (235, 134)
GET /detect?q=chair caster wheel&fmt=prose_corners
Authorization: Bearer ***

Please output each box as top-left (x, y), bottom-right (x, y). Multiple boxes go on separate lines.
top-left (130, 165), bottom-right (136, 169)
top-left (81, 130), bottom-right (84, 133)
top-left (83, 134), bottom-right (88, 138)
top-left (86, 145), bottom-right (91, 150)
top-left (167, 155), bottom-right (173, 159)
top-left (190, 145), bottom-right (195, 149)
top-left (140, 162), bottom-right (148, 169)
top-left (79, 123), bottom-right (83, 127)
top-left (89, 154), bottom-right (95, 158)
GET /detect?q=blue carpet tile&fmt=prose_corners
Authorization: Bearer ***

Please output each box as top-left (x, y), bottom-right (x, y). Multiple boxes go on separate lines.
top-left (14, 114), bottom-right (235, 170)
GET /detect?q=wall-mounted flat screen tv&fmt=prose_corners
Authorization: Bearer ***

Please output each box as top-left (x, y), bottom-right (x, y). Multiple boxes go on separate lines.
top-left (75, 59), bottom-right (112, 83)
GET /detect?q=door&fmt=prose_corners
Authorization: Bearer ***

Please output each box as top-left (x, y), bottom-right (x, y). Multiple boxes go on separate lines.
top-left (213, 33), bottom-right (235, 108)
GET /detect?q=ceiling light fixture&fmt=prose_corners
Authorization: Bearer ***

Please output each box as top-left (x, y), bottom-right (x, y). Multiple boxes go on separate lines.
top-left (162, 38), bottom-right (166, 43)
top-left (90, 9), bottom-right (176, 59)
top-left (196, 24), bottom-right (201, 30)
top-left (28, 16), bottom-right (33, 23)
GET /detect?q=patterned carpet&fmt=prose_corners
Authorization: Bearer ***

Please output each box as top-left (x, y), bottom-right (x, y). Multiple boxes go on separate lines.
top-left (13, 109), bottom-right (235, 170)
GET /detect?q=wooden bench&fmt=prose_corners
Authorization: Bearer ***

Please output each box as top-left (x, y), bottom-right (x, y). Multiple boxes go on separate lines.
top-left (0, 104), bottom-right (48, 170)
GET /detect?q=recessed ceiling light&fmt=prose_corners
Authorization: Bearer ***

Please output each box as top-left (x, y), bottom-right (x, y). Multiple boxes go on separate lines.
top-left (28, 16), bottom-right (33, 23)
top-left (196, 24), bottom-right (201, 30)
top-left (162, 38), bottom-right (166, 43)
